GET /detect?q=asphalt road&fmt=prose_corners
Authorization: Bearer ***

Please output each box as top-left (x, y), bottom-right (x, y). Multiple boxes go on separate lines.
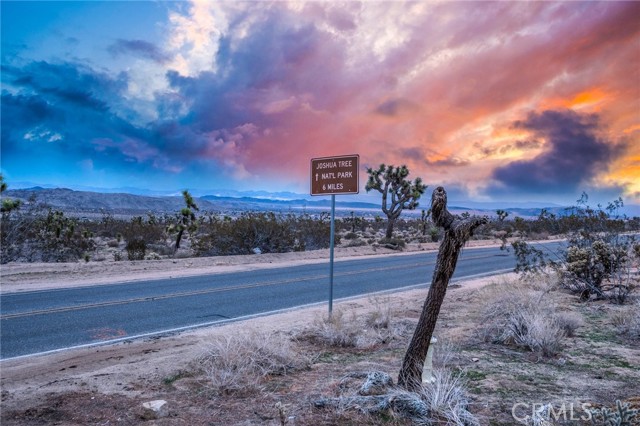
top-left (0, 242), bottom-right (561, 359)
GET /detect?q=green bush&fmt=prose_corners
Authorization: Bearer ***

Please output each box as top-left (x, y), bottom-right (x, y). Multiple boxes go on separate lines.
top-left (126, 238), bottom-right (146, 261)
top-left (512, 194), bottom-right (638, 304)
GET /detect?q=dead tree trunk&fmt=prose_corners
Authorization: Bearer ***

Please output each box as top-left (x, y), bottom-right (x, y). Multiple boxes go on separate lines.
top-left (398, 186), bottom-right (487, 391)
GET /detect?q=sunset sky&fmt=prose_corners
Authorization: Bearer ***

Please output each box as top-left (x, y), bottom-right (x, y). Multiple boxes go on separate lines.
top-left (1, 1), bottom-right (639, 206)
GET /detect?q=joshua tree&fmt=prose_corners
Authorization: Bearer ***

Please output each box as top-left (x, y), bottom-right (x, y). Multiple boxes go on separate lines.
top-left (169, 190), bottom-right (199, 250)
top-left (496, 209), bottom-right (509, 222)
top-left (419, 209), bottom-right (430, 236)
top-left (0, 174), bottom-right (21, 214)
top-left (365, 164), bottom-right (426, 239)
top-left (398, 186), bottom-right (487, 391)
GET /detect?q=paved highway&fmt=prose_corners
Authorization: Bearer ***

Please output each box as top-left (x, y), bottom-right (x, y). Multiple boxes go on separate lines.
top-left (0, 242), bottom-right (561, 359)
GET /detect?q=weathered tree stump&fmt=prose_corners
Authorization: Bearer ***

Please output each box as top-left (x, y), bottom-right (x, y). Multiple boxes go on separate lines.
top-left (398, 186), bottom-right (487, 391)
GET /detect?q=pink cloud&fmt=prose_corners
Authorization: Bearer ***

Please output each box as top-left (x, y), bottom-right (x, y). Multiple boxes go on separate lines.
top-left (83, 1), bottom-right (640, 199)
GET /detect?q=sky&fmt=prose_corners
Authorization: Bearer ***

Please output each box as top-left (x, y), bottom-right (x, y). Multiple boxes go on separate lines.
top-left (1, 1), bottom-right (639, 206)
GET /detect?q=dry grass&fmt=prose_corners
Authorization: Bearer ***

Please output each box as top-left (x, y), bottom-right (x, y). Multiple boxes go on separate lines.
top-left (300, 302), bottom-right (409, 349)
top-left (318, 368), bottom-right (479, 426)
top-left (432, 337), bottom-right (460, 369)
top-left (198, 330), bottom-right (309, 395)
top-left (477, 279), bottom-right (582, 356)
top-left (418, 368), bottom-right (479, 426)
top-left (365, 296), bottom-right (393, 330)
top-left (612, 299), bottom-right (640, 340)
top-left (302, 308), bottom-right (364, 348)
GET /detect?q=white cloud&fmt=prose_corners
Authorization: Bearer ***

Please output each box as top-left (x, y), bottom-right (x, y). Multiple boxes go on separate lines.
top-left (23, 128), bottom-right (63, 143)
top-left (166, 0), bottom-right (231, 77)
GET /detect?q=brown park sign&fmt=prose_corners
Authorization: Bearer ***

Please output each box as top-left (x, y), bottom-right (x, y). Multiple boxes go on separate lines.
top-left (310, 154), bottom-right (359, 195)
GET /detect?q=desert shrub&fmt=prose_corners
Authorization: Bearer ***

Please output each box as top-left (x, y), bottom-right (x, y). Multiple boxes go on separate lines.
top-left (365, 297), bottom-right (392, 330)
top-left (428, 227), bottom-right (440, 242)
top-left (612, 301), bottom-right (640, 340)
top-left (512, 194), bottom-right (638, 304)
top-left (198, 331), bottom-right (307, 395)
top-left (36, 210), bottom-right (96, 261)
top-left (419, 369), bottom-right (479, 426)
top-left (195, 212), bottom-right (332, 256)
top-left (341, 212), bottom-right (367, 233)
top-left (302, 303), bottom-right (407, 349)
top-left (379, 237), bottom-right (406, 250)
top-left (560, 239), bottom-right (629, 298)
top-left (126, 238), bottom-right (146, 261)
top-left (297, 213), bottom-right (336, 250)
top-left (318, 369), bottom-right (478, 426)
top-left (106, 239), bottom-right (120, 248)
top-left (554, 311), bottom-right (583, 337)
top-left (507, 311), bottom-right (565, 356)
top-left (305, 309), bottom-right (363, 348)
top-left (121, 216), bottom-right (165, 246)
top-left (2, 207), bottom-right (97, 263)
top-left (145, 252), bottom-right (162, 260)
top-left (343, 232), bottom-right (359, 240)
top-left (197, 212), bottom-right (299, 255)
top-left (344, 238), bottom-right (368, 248)
top-left (478, 281), bottom-right (578, 356)
top-left (146, 243), bottom-right (174, 257)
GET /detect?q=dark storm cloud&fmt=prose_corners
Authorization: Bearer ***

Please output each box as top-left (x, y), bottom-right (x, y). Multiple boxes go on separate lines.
top-left (427, 157), bottom-right (469, 168)
top-left (0, 92), bottom-right (57, 150)
top-left (4, 61), bottom-right (125, 111)
top-left (474, 139), bottom-right (542, 158)
top-left (398, 146), bottom-right (469, 168)
top-left (374, 98), bottom-right (418, 117)
top-left (108, 39), bottom-right (169, 63)
top-left (0, 59), bottom-right (177, 174)
top-left (491, 109), bottom-right (625, 194)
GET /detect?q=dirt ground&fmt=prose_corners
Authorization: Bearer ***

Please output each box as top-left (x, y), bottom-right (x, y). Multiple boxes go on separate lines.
top-left (1, 242), bottom-right (639, 425)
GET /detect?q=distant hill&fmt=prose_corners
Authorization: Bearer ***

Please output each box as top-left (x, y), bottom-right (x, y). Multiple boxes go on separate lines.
top-left (3, 188), bottom-right (208, 216)
top-left (200, 194), bottom-right (379, 210)
top-left (2, 187), bottom-right (380, 217)
top-left (5, 187), bottom-right (637, 219)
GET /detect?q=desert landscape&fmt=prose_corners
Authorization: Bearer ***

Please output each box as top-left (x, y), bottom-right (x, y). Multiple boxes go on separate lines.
top-left (2, 2), bottom-right (640, 423)
top-left (1, 240), bottom-right (639, 425)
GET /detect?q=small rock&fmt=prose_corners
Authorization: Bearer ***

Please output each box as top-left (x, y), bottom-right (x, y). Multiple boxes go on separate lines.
top-left (359, 371), bottom-right (394, 396)
top-left (252, 247), bottom-right (262, 254)
top-left (472, 357), bottom-right (479, 362)
top-left (140, 400), bottom-right (169, 420)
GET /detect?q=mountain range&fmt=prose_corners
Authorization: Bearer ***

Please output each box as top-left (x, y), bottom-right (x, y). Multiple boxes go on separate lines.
top-left (3, 187), bottom-right (639, 219)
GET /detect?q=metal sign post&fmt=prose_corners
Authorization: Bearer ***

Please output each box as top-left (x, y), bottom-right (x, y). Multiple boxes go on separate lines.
top-left (328, 194), bottom-right (335, 315)
top-left (310, 154), bottom-right (359, 316)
